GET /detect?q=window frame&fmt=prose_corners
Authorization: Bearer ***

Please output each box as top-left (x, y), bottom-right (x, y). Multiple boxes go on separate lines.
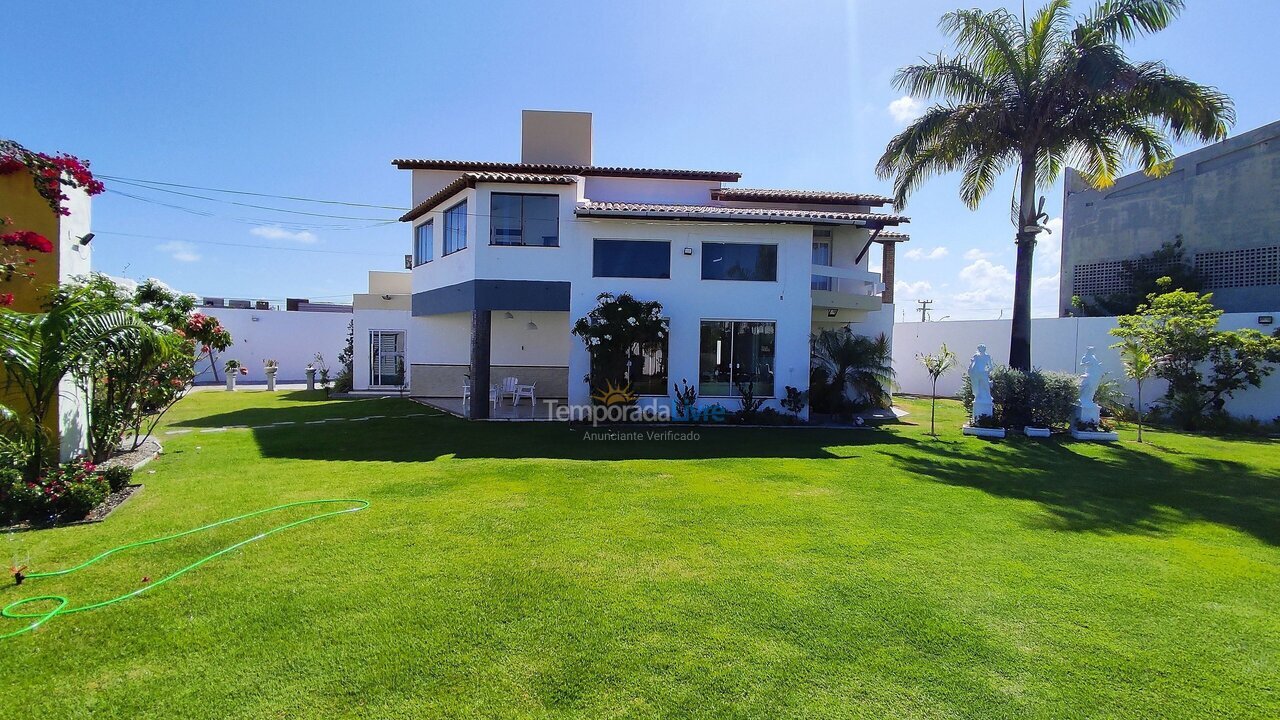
top-left (442, 200), bottom-right (468, 256)
top-left (413, 220), bottom-right (433, 266)
top-left (592, 238), bottom-right (672, 279)
top-left (697, 319), bottom-right (777, 398)
top-left (489, 192), bottom-right (560, 247)
top-left (700, 241), bottom-right (779, 282)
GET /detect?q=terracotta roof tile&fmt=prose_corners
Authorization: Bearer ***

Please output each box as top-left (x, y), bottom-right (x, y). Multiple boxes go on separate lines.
top-left (576, 201), bottom-right (907, 227)
top-left (392, 159), bottom-right (740, 182)
top-left (400, 172), bottom-right (576, 222)
top-left (710, 187), bottom-right (894, 206)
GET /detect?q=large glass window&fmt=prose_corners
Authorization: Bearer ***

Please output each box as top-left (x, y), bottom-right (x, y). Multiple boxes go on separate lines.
top-left (592, 239), bottom-right (671, 278)
top-left (701, 242), bottom-right (778, 281)
top-left (443, 200), bottom-right (467, 255)
top-left (698, 321), bottom-right (776, 397)
top-left (490, 193), bottom-right (559, 246)
top-left (588, 337), bottom-right (668, 396)
top-left (413, 220), bottom-right (433, 266)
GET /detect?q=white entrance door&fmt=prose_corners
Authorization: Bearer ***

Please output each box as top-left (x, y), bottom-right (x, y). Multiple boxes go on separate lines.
top-left (370, 330), bottom-right (405, 387)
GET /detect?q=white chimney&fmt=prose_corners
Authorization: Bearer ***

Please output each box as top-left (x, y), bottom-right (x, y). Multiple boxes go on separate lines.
top-left (521, 110), bottom-right (592, 166)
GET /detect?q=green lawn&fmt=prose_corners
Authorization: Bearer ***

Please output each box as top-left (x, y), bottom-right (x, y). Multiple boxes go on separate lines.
top-left (2, 390), bottom-right (1277, 719)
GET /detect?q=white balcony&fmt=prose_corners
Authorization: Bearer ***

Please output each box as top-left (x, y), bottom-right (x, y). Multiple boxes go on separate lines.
top-left (810, 264), bottom-right (884, 319)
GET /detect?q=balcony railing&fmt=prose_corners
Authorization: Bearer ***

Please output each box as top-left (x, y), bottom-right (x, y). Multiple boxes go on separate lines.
top-left (810, 264), bottom-right (885, 296)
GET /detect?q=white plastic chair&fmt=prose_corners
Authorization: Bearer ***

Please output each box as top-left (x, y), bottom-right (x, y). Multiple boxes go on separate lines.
top-left (499, 376), bottom-right (520, 404)
top-left (513, 381), bottom-right (537, 407)
top-left (462, 381), bottom-right (498, 412)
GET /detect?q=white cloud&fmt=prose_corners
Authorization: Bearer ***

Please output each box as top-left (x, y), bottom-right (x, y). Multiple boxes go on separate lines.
top-left (895, 279), bottom-right (933, 298)
top-left (157, 240), bottom-right (200, 263)
top-left (888, 95), bottom-right (925, 125)
top-left (250, 225), bottom-right (318, 244)
top-left (958, 258), bottom-right (1014, 287)
top-left (1032, 273), bottom-right (1061, 317)
top-left (904, 246), bottom-right (949, 261)
top-left (963, 248), bottom-right (993, 261)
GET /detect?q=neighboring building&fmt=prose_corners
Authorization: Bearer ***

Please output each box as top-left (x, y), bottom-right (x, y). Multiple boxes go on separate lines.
top-left (1060, 119), bottom-right (1280, 315)
top-left (352, 271), bottom-right (411, 391)
top-left (0, 171), bottom-right (93, 459)
top-left (390, 110), bottom-right (907, 419)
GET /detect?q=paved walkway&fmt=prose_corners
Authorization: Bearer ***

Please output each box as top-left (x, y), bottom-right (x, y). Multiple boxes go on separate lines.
top-left (164, 410), bottom-right (442, 435)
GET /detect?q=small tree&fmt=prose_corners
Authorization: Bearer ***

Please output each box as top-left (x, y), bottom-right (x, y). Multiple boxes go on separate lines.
top-left (1114, 338), bottom-right (1153, 442)
top-left (1111, 278), bottom-right (1280, 428)
top-left (916, 343), bottom-right (957, 436)
top-left (571, 293), bottom-right (667, 398)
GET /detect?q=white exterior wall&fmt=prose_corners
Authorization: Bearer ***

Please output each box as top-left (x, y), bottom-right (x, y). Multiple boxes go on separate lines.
top-left (353, 308), bottom-right (411, 390)
top-left (581, 176), bottom-right (722, 204)
top-left (566, 219), bottom-right (813, 416)
top-left (892, 313), bottom-right (1280, 420)
top-left (193, 307), bottom-right (350, 384)
top-left (59, 187), bottom-right (92, 460)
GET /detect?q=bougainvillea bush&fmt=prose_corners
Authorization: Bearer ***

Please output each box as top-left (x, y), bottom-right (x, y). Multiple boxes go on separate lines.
top-left (0, 139), bottom-right (105, 305)
top-left (0, 139), bottom-right (105, 216)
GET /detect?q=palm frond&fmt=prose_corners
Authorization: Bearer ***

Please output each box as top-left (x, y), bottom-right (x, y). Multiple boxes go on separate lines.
top-left (1078, 0), bottom-right (1185, 44)
top-left (894, 55), bottom-right (998, 103)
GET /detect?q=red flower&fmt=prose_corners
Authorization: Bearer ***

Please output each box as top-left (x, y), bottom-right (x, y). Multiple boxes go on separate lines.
top-left (0, 293), bottom-right (12, 307)
top-left (1, 230), bottom-right (54, 254)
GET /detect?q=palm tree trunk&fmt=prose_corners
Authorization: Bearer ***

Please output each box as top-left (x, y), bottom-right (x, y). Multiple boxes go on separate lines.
top-left (1009, 153), bottom-right (1038, 372)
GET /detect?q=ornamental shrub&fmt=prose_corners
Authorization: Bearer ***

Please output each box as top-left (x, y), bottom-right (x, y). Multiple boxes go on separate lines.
top-left (101, 464), bottom-right (134, 493)
top-left (962, 366), bottom-right (1080, 428)
top-left (60, 473), bottom-right (109, 519)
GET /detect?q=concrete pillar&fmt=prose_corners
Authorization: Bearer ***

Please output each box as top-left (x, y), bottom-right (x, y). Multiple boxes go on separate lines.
top-left (468, 309), bottom-right (492, 419)
top-left (881, 242), bottom-right (897, 304)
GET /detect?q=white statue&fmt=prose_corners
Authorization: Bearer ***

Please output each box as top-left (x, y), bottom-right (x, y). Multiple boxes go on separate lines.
top-left (968, 344), bottom-right (994, 423)
top-left (1075, 346), bottom-right (1103, 424)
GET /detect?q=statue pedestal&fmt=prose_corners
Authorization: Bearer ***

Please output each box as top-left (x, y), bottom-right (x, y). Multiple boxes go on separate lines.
top-left (972, 399), bottom-right (994, 424)
top-left (1073, 403), bottom-right (1100, 426)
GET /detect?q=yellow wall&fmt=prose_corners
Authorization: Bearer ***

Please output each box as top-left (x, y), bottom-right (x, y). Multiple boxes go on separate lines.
top-left (0, 171), bottom-right (65, 449)
top-left (0, 172), bottom-right (62, 312)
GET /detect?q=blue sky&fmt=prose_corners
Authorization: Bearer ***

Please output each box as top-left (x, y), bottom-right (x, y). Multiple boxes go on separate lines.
top-left (7, 1), bottom-right (1277, 319)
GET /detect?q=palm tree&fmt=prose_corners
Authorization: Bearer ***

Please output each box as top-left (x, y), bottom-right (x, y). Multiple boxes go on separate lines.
top-left (811, 330), bottom-right (896, 410)
top-left (0, 287), bottom-right (160, 476)
top-left (877, 0), bottom-right (1233, 371)
top-left (917, 343), bottom-right (959, 435)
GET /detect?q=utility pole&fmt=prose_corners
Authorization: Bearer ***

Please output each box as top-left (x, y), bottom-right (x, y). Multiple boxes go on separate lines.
top-left (916, 299), bottom-right (933, 323)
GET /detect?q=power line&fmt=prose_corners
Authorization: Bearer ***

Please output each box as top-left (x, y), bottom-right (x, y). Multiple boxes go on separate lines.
top-left (103, 178), bottom-right (401, 221)
top-left (96, 230), bottom-right (405, 257)
top-left (97, 174), bottom-right (409, 210)
top-left (105, 189), bottom-right (398, 230)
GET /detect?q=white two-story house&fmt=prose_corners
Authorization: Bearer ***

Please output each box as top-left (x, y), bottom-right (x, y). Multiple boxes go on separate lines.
top-left (358, 110), bottom-right (909, 420)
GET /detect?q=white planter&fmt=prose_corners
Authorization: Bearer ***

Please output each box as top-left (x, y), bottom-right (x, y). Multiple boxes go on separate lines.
top-left (963, 425), bottom-right (1006, 438)
top-left (1071, 428), bottom-right (1119, 442)
top-left (1024, 426), bottom-right (1051, 438)
top-left (225, 375), bottom-right (237, 391)
top-left (265, 370), bottom-right (277, 391)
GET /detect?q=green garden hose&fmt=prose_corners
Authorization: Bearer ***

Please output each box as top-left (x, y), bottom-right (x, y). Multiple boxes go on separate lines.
top-left (1, 498), bottom-right (368, 640)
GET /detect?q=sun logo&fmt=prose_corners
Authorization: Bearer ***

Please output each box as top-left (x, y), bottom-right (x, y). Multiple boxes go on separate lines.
top-left (591, 380), bottom-right (637, 406)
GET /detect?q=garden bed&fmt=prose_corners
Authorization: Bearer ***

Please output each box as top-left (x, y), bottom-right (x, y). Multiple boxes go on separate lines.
top-left (1, 439), bottom-right (159, 532)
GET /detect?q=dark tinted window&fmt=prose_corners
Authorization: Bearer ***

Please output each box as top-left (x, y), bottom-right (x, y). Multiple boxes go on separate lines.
top-left (413, 221), bottom-right (432, 265)
top-left (443, 201), bottom-right (467, 255)
top-left (490, 193), bottom-right (559, 246)
top-left (593, 239), bottom-right (671, 278)
top-left (701, 242), bottom-right (777, 281)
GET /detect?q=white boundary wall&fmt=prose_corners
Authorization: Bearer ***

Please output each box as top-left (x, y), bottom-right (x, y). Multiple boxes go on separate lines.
top-left (893, 313), bottom-right (1280, 421)
top-left (192, 307), bottom-right (350, 384)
